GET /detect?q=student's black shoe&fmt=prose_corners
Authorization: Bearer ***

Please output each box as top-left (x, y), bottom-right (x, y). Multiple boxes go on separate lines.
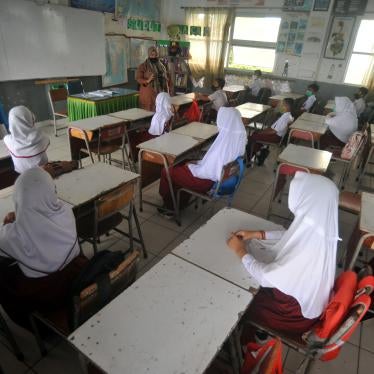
top-left (256, 148), bottom-right (270, 166)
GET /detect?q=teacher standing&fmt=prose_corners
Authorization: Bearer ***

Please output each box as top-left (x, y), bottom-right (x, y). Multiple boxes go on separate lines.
top-left (136, 46), bottom-right (170, 111)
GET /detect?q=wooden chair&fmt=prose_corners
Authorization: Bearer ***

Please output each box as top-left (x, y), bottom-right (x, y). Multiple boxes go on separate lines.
top-left (48, 88), bottom-right (68, 137)
top-left (287, 128), bottom-right (315, 148)
top-left (339, 191), bottom-right (361, 215)
top-left (0, 310), bottom-right (24, 361)
top-left (176, 157), bottom-right (245, 225)
top-left (199, 101), bottom-right (214, 124)
top-left (30, 250), bottom-right (140, 356)
top-left (267, 163), bottom-right (310, 220)
top-left (67, 80), bottom-right (84, 95)
top-left (245, 272), bottom-right (374, 374)
top-left (77, 182), bottom-right (147, 258)
top-left (75, 123), bottom-right (134, 171)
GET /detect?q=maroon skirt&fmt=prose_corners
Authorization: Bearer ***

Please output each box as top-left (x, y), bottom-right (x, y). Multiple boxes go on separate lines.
top-left (241, 287), bottom-right (318, 344)
top-left (0, 255), bottom-right (88, 327)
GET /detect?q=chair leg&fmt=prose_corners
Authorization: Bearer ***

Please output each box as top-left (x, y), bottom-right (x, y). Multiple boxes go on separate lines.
top-left (29, 314), bottom-right (47, 357)
top-left (92, 238), bottom-right (98, 256)
top-left (296, 356), bottom-right (313, 374)
top-left (128, 204), bottom-right (134, 252)
top-left (53, 114), bottom-right (57, 137)
top-left (0, 312), bottom-right (24, 361)
top-left (132, 204), bottom-right (148, 259)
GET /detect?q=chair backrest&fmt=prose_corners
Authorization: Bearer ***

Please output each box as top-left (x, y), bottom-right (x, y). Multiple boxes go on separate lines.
top-left (67, 80), bottom-right (84, 95)
top-left (305, 272), bottom-right (374, 362)
top-left (211, 157), bottom-right (245, 198)
top-left (95, 182), bottom-right (135, 222)
top-left (241, 338), bottom-right (283, 374)
top-left (49, 87), bottom-right (68, 103)
top-left (288, 128), bottom-right (314, 148)
top-left (99, 122), bottom-right (126, 142)
top-left (271, 163), bottom-right (310, 203)
top-left (199, 101), bottom-right (213, 123)
top-left (311, 100), bottom-right (324, 115)
top-left (71, 250), bottom-right (139, 330)
top-left (257, 88), bottom-right (272, 104)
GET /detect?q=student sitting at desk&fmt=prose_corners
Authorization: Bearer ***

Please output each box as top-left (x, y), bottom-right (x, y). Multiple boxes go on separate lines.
top-left (130, 92), bottom-right (174, 162)
top-left (320, 96), bottom-right (358, 149)
top-left (248, 69), bottom-right (262, 97)
top-left (196, 78), bottom-right (228, 121)
top-left (246, 98), bottom-right (294, 165)
top-left (227, 172), bottom-right (339, 337)
top-left (3, 106), bottom-right (49, 174)
top-left (353, 87), bottom-right (368, 118)
top-left (159, 107), bottom-right (246, 216)
top-left (300, 83), bottom-right (319, 113)
top-left (0, 167), bottom-right (87, 328)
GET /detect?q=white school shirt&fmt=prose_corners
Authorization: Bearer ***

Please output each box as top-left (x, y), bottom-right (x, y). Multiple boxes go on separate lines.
top-left (208, 90), bottom-right (228, 111)
top-left (249, 77), bottom-right (262, 96)
top-left (302, 95), bottom-right (316, 112)
top-left (354, 98), bottom-right (366, 118)
top-left (239, 172), bottom-right (339, 319)
top-left (271, 112), bottom-right (293, 137)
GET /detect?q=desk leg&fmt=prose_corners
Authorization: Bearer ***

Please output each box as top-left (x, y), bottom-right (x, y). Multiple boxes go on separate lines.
top-left (346, 232), bottom-right (374, 270)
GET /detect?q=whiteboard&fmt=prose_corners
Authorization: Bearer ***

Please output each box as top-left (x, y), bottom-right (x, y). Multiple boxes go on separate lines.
top-left (0, 0), bottom-right (106, 81)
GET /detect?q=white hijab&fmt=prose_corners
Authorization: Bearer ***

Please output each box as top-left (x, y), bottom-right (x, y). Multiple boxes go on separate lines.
top-left (4, 105), bottom-right (50, 157)
top-left (148, 92), bottom-right (173, 136)
top-left (0, 168), bottom-right (79, 278)
top-left (260, 172), bottom-right (339, 319)
top-left (325, 97), bottom-right (358, 143)
top-left (188, 107), bottom-right (247, 181)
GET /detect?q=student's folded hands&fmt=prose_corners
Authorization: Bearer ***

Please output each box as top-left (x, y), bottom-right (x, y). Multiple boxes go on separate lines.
top-left (227, 233), bottom-right (247, 259)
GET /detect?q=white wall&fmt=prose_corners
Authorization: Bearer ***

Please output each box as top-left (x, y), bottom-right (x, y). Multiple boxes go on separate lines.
top-left (162, 0), bottom-right (374, 86)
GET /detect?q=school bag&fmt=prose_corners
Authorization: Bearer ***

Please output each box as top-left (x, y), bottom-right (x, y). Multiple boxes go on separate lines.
top-left (341, 131), bottom-right (365, 160)
top-left (70, 250), bottom-right (125, 302)
top-left (68, 250), bottom-right (128, 329)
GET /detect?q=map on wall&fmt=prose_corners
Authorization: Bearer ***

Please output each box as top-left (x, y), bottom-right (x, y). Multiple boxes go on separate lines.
top-left (129, 39), bottom-right (156, 69)
top-left (102, 36), bottom-right (129, 87)
top-left (116, 0), bottom-right (161, 21)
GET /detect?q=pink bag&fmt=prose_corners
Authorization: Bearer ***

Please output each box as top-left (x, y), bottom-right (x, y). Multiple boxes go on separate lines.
top-left (341, 131), bottom-right (364, 160)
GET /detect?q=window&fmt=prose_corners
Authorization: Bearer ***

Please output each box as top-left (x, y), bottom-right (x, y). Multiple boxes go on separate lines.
top-left (344, 19), bottom-right (374, 85)
top-left (226, 16), bottom-right (281, 72)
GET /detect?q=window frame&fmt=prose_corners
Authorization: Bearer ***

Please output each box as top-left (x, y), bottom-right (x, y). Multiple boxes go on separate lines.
top-left (344, 17), bottom-right (374, 86)
top-left (225, 12), bottom-right (281, 73)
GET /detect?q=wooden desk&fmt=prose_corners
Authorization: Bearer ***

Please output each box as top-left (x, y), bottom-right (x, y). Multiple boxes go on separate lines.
top-left (290, 118), bottom-right (328, 146)
top-left (137, 133), bottom-right (202, 222)
top-left (169, 94), bottom-right (194, 107)
top-left (236, 103), bottom-right (271, 113)
top-left (68, 254), bottom-right (251, 374)
top-left (173, 208), bottom-right (283, 293)
top-left (67, 88), bottom-right (139, 121)
top-left (299, 112), bottom-right (326, 125)
top-left (360, 192), bottom-right (374, 234)
top-left (171, 122), bottom-right (218, 140)
top-left (324, 100), bottom-right (334, 114)
top-left (67, 115), bottom-right (127, 161)
top-left (269, 93), bottom-right (304, 108)
top-left (224, 85), bottom-right (246, 93)
top-left (236, 103), bottom-right (271, 129)
top-left (55, 163), bottom-right (139, 208)
top-left (108, 108), bottom-right (154, 122)
top-left (278, 144), bottom-right (332, 174)
top-left (0, 140), bottom-right (17, 189)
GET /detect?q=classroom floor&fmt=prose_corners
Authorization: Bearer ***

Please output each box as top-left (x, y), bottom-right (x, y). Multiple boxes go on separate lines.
top-left (1, 122), bottom-right (374, 374)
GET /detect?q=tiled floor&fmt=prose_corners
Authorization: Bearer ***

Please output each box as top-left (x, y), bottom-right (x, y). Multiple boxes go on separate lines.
top-left (1, 122), bottom-right (373, 373)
